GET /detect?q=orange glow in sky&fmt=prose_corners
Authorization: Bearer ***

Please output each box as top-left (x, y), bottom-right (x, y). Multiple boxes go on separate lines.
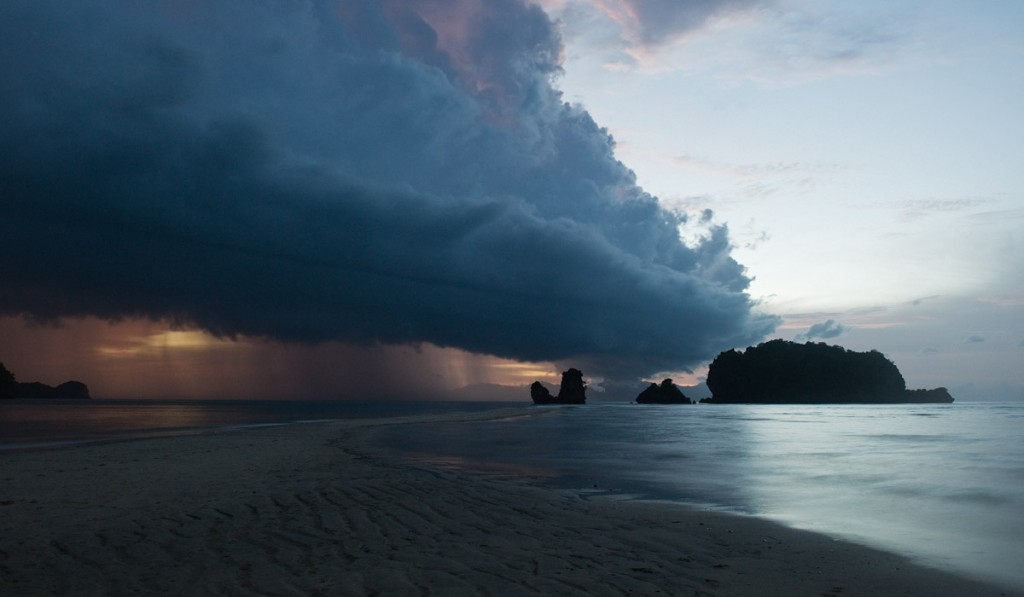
top-left (0, 316), bottom-right (562, 400)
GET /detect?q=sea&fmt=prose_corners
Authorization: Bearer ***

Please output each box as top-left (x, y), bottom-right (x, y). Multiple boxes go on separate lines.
top-left (2, 398), bottom-right (1022, 592)
top-left (375, 401), bottom-right (1024, 593)
top-left (0, 399), bottom-right (503, 450)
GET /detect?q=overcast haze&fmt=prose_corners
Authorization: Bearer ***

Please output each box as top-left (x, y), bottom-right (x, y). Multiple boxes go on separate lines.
top-left (2, 0), bottom-right (1021, 400)
top-left (540, 0), bottom-right (1024, 399)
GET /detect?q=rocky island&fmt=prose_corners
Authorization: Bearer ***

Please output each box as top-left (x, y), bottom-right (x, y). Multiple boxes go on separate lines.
top-left (0, 361), bottom-right (91, 399)
top-left (702, 340), bottom-right (953, 404)
top-left (635, 379), bottom-right (693, 404)
top-left (530, 368), bottom-right (586, 404)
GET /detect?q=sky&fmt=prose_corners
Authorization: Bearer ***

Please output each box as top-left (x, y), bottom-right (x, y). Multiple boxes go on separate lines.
top-left (1, 0), bottom-right (1022, 401)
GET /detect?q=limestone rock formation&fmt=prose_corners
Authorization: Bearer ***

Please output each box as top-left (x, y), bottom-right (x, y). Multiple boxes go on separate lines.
top-left (530, 381), bottom-right (555, 404)
top-left (530, 368), bottom-right (586, 404)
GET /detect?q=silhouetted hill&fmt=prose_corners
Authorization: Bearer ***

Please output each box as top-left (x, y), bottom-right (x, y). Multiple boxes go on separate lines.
top-left (635, 379), bottom-right (692, 404)
top-left (703, 340), bottom-right (953, 404)
top-left (0, 361), bottom-right (90, 399)
top-left (13, 380), bottom-right (91, 399)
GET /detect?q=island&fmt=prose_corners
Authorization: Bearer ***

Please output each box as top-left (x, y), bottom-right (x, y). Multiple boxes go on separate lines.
top-left (0, 361), bottom-right (91, 399)
top-left (635, 379), bottom-right (693, 404)
top-left (701, 340), bottom-right (954, 404)
top-left (530, 368), bottom-right (586, 404)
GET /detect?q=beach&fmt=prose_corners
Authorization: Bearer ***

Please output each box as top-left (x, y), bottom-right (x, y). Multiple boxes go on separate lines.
top-left (0, 410), bottom-right (1014, 596)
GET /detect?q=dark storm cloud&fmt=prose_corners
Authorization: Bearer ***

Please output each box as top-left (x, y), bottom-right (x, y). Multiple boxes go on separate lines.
top-left (0, 0), bottom-right (775, 379)
top-left (797, 319), bottom-right (845, 341)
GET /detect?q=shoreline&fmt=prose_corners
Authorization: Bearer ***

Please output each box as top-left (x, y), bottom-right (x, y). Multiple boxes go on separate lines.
top-left (1, 411), bottom-right (1016, 596)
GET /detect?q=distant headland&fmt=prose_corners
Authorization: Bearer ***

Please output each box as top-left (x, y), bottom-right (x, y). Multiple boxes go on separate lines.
top-left (635, 379), bottom-right (693, 404)
top-left (529, 340), bottom-right (953, 405)
top-left (0, 361), bottom-right (91, 399)
top-left (702, 340), bottom-right (953, 404)
top-left (530, 368), bottom-right (586, 404)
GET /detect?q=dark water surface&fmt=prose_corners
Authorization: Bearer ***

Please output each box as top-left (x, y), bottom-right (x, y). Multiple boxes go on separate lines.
top-left (0, 398), bottom-right (521, 449)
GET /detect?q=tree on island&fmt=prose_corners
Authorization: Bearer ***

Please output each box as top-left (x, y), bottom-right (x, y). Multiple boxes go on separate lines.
top-left (703, 339), bottom-right (953, 404)
top-left (0, 362), bottom-right (16, 399)
top-left (530, 368), bottom-right (586, 404)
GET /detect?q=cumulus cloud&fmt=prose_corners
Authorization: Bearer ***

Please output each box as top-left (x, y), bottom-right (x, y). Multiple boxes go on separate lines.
top-left (0, 0), bottom-right (775, 382)
top-left (796, 319), bottom-right (845, 341)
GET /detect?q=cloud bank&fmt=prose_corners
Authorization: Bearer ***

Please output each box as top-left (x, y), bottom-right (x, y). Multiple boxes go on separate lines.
top-left (0, 0), bottom-right (775, 381)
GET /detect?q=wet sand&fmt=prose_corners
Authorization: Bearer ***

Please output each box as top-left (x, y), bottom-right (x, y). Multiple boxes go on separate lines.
top-left (0, 410), bottom-right (1015, 595)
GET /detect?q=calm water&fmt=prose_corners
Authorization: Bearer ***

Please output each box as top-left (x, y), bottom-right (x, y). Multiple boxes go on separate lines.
top-left (0, 399), bottom-right (518, 449)
top-left (375, 401), bottom-right (1024, 592)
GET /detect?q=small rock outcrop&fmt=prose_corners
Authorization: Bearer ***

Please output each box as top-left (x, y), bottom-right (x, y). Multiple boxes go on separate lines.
top-left (530, 368), bottom-right (587, 404)
top-left (902, 387), bottom-right (955, 403)
top-left (530, 381), bottom-right (555, 403)
top-left (635, 379), bottom-right (692, 404)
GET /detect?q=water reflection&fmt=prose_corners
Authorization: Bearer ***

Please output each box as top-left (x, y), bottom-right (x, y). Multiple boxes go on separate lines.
top-left (377, 402), bottom-right (1024, 591)
top-left (405, 453), bottom-right (558, 480)
top-left (0, 400), bottom-right (228, 445)
top-left (732, 404), bottom-right (1024, 588)
top-left (376, 403), bottom-right (762, 512)
top-left (0, 399), bottom-right (520, 447)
